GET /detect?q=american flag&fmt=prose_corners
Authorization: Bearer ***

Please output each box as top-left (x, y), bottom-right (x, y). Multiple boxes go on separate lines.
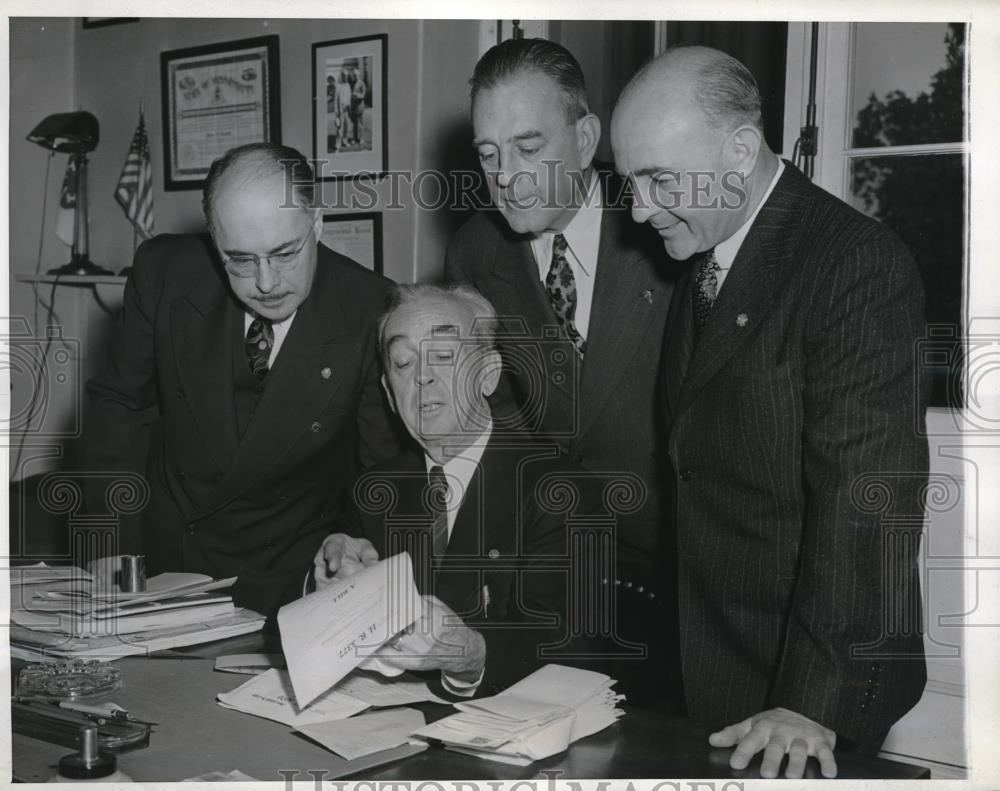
top-left (115, 107), bottom-right (154, 240)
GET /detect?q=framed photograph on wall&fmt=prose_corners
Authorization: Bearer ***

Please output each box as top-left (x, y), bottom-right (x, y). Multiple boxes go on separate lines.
top-left (160, 35), bottom-right (281, 190)
top-left (321, 212), bottom-right (383, 274)
top-left (312, 35), bottom-right (387, 181)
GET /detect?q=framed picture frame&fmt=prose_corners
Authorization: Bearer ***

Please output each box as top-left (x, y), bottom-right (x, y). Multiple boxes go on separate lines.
top-left (312, 35), bottom-right (387, 181)
top-left (82, 18), bottom-right (139, 29)
top-left (321, 212), bottom-right (383, 274)
top-left (160, 35), bottom-right (281, 191)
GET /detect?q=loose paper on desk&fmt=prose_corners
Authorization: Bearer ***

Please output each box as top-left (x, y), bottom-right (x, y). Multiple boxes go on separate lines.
top-left (278, 552), bottom-right (421, 707)
top-left (216, 668), bottom-right (369, 727)
top-left (296, 707), bottom-right (426, 761)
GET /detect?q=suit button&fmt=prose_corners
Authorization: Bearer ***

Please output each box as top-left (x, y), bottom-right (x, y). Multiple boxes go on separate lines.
top-left (679, 468), bottom-right (693, 482)
top-left (277, 491), bottom-right (287, 501)
top-left (559, 446), bottom-right (570, 456)
top-left (186, 523), bottom-right (197, 535)
top-left (176, 387), bottom-right (184, 397)
top-left (860, 702), bottom-right (869, 712)
top-left (177, 469), bottom-right (186, 480)
top-left (310, 421), bottom-right (322, 433)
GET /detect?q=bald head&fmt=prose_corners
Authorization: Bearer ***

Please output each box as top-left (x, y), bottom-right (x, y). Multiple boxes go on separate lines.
top-left (616, 46), bottom-right (763, 142)
top-left (611, 46), bottom-right (778, 262)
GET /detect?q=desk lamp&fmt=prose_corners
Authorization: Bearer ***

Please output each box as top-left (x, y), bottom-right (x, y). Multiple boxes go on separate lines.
top-left (27, 111), bottom-right (112, 275)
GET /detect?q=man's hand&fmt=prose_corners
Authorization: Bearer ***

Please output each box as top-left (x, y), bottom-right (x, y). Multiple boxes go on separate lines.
top-left (379, 595), bottom-right (486, 682)
top-left (709, 707), bottom-right (837, 778)
top-left (312, 534), bottom-right (379, 589)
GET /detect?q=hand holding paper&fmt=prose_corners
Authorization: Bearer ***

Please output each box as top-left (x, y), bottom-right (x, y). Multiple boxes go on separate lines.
top-left (379, 595), bottom-right (486, 683)
top-left (313, 534), bottom-right (379, 589)
top-left (279, 552), bottom-right (421, 707)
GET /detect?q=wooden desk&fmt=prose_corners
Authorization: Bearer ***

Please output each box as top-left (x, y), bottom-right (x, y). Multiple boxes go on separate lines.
top-left (12, 647), bottom-right (929, 781)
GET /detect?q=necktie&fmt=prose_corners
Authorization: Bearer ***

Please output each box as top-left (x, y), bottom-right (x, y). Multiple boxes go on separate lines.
top-left (245, 318), bottom-right (274, 380)
top-left (428, 465), bottom-right (449, 560)
top-left (692, 249), bottom-right (721, 332)
top-left (545, 233), bottom-right (587, 358)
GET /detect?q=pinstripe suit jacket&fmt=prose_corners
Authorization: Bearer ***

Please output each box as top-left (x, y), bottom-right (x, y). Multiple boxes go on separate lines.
top-left (445, 175), bottom-right (674, 576)
top-left (662, 162), bottom-right (928, 749)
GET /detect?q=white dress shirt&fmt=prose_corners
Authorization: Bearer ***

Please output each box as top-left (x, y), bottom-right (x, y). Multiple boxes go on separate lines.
top-left (243, 310), bottom-right (297, 368)
top-left (530, 173), bottom-right (603, 340)
top-left (713, 161), bottom-right (785, 294)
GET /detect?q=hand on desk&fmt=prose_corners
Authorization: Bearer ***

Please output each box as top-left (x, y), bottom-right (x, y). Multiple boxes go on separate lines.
top-left (313, 534), bottom-right (379, 589)
top-left (379, 595), bottom-right (486, 684)
top-left (709, 707), bottom-right (837, 778)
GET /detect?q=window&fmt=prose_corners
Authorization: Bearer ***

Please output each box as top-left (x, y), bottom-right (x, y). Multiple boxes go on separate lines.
top-left (810, 23), bottom-right (967, 408)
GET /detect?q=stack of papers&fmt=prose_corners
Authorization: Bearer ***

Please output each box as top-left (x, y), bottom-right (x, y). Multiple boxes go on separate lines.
top-left (413, 664), bottom-right (625, 765)
top-left (9, 564), bottom-right (264, 661)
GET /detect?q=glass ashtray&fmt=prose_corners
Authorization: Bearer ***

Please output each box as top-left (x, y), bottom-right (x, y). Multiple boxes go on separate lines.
top-left (17, 659), bottom-right (122, 700)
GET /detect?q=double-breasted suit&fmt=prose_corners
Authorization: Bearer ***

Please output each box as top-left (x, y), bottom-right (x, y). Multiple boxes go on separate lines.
top-left (85, 234), bottom-right (401, 616)
top-left (661, 162), bottom-right (928, 750)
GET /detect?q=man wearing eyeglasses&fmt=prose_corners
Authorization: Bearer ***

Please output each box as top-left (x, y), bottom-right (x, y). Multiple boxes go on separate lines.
top-left (84, 142), bottom-right (403, 618)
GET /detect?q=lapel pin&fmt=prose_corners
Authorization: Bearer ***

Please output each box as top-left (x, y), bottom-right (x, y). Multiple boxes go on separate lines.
top-left (488, 548), bottom-right (500, 559)
top-left (641, 289), bottom-right (653, 304)
top-left (321, 367), bottom-right (332, 379)
top-left (736, 313), bottom-right (749, 327)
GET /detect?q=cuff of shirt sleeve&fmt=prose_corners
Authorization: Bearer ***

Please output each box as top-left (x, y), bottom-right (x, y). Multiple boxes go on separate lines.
top-left (441, 665), bottom-right (485, 697)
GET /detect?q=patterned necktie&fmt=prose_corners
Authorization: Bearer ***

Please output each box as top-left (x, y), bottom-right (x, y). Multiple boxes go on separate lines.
top-left (428, 465), bottom-right (449, 560)
top-left (245, 318), bottom-right (274, 380)
top-left (545, 233), bottom-right (587, 358)
top-left (692, 249), bottom-right (721, 332)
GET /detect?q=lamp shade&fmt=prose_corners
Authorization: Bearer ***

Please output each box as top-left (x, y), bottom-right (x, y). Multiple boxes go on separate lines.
top-left (27, 111), bottom-right (100, 153)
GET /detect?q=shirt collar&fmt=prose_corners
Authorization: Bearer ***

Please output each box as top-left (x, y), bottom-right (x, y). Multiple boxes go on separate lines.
top-left (555, 172), bottom-right (602, 277)
top-left (714, 160), bottom-right (785, 269)
top-left (423, 420), bottom-right (493, 487)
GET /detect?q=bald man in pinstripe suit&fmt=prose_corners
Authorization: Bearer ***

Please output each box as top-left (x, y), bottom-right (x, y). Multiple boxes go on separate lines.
top-left (612, 47), bottom-right (928, 778)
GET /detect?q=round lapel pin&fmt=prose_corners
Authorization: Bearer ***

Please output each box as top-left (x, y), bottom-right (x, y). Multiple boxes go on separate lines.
top-left (736, 313), bottom-right (749, 327)
top-left (321, 367), bottom-right (332, 379)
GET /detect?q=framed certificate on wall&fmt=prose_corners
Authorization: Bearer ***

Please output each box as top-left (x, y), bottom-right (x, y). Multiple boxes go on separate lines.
top-left (161, 35), bottom-right (281, 190)
top-left (321, 212), bottom-right (383, 274)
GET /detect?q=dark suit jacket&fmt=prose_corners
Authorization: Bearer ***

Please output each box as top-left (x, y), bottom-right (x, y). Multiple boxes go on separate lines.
top-left (444, 173), bottom-right (675, 579)
top-left (84, 234), bottom-right (403, 617)
top-left (341, 433), bottom-right (602, 696)
top-left (662, 162), bottom-right (928, 749)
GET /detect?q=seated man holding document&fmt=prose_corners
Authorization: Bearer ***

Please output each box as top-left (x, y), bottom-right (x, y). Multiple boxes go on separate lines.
top-left (313, 284), bottom-right (603, 697)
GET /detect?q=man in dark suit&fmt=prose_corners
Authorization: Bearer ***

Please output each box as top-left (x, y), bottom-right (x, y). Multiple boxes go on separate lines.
top-left (84, 143), bottom-right (401, 618)
top-left (444, 37), bottom-right (678, 707)
top-left (314, 284), bottom-right (604, 695)
top-left (611, 46), bottom-right (929, 777)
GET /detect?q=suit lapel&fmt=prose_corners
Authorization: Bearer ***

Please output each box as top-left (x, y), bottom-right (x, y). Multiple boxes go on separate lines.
top-left (485, 227), bottom-right (577, 409)
top-left (198, 249), bottom-right (360, 515)
top-left (674, 166), bottom-right (802, 419)
top-left (578, 206), bottom-right (670, 437)
top-left (171, 285), bottom-right (241, 473)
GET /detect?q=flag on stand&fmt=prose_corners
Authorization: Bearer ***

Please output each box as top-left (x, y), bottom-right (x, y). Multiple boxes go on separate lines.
top-left (115, 107), bottom-right (154, 240)
top-left (55, 158), bottom-right (77, 246)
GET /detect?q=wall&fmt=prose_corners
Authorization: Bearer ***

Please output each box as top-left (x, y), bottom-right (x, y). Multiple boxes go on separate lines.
top-left (8, 18), bottom-right (89, 483)
top-left (70, 17), bottom-right (482, 284)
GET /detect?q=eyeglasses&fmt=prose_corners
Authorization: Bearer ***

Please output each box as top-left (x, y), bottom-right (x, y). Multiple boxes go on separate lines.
top-left (221, 228), bottom-right (314, 278)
